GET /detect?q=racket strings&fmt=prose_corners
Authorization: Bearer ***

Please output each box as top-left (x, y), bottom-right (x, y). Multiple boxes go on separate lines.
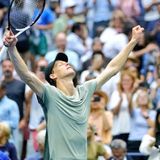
top-left (8, 0), bottom-right (45, 31)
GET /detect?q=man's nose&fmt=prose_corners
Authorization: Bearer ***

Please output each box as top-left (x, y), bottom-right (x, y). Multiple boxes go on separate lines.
top-left (65, 63), bottom-right (69, 66)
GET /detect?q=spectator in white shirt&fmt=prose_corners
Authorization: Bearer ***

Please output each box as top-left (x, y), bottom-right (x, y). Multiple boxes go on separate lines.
top-left (139, 108), bottom-right (160, 160)
top-left (100, 10), bottom-right (128, 60)
top-left (67, 22), bottom-right (92, 58)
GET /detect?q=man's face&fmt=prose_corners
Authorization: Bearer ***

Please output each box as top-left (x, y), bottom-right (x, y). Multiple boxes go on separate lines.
top-left (92, 54), bottom-right (104, 70)
top-left (137, 90), bottom-right (149, 106)
top-left (37, 0), bottom-right (44, 9)
top-left (121, 74), bottom-right (134, 91)
top-left (112, 148), bottom-right (126, 160)
top-left (91, 94), bottom-right (105, 110)
top-left (2, 60), bottom-right (14, 79)
top-left (36, 59), bottom-right (48, 80)
top-left (52, 60), bottom-right (75, 80)
top-left (65, 6), bottom-right (75, 17)
top-left (55, 33), bottom-right (67, 50)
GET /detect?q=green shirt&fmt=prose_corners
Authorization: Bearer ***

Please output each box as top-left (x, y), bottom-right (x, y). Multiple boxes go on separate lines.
top-left (38, 80), bottom-right (97, 160)
top-left (87, 141), bottom-right (106, 160)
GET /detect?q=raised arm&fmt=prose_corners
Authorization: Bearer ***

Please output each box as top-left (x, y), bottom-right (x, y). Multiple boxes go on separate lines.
top-left (3, 31), bottom-right (44, 97)
top-left (96, 25), bottom-right (144, 89)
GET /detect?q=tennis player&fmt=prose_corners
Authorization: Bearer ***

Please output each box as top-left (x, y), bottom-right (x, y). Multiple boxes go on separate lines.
top-left (3, 25), bottom-right (144, 160)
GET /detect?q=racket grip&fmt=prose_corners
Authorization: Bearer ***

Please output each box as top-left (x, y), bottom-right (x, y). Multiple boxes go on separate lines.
top-left (0, 45), bottom-right (8, 61)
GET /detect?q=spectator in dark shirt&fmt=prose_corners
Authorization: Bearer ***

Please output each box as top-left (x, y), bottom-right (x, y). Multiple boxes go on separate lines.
top-left (2, 59), bottom-right (28, 159)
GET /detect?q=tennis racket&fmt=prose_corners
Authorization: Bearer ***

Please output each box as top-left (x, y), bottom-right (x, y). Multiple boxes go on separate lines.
top-left (0, 0), bottom-right (46, 59)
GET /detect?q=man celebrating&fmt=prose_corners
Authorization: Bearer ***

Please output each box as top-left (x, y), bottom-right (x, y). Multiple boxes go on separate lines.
top-left (3, 25), bottom-right (144, 159)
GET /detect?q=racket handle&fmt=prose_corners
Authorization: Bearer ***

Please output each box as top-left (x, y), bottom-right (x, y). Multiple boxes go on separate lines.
top-left (0, 45), bottom-right (8, 61)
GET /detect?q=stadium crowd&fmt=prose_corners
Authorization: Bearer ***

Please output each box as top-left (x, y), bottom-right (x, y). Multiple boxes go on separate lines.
top-left (0, 0), bottom-right (160, 159)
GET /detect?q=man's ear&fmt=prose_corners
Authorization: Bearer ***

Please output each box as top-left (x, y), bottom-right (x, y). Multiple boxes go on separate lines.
top-left (49, 73), bottom-right (57, 80)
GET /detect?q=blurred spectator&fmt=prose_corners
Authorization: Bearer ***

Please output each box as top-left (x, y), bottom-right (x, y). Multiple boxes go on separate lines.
top-left (25, 58), bottom-right (47, 158)
top-left (133, 32), bottom-right (160, 77)
top-left (49, 0), bottom-right (60, 16)
top-left (128, 88), bottom-right (156, 152)
top-left (101, 72), bottom-right (120, 101)
top-left (87, 124), bottom-right (109, 160)
top-left (30, 0), bottom-right (55, 57)
top-left (45, 32), bottom-right (81, 71)
top-left (137, 0), bottom-right (146, 25)
top-left (0, 122), bottom-right (18, 160)
top-left (1, 59), bottom-right (27, 159)
top-left (124, 54), bottom-right (140, 69)
top-left (67, 22), bottom-right (92, 58)
top-left (80, 51), bottom-right (105, 83)
top-left (100, 9), bottom-right (126, 41)
top-left (139, 108), bottom-right (160, 160)
top-left (81, 37), bottom-right (104, 70)
top-left (0, 151), bottom-right (10, 160)
top-left (108, 70), bottom-right (136, 143)
top-left (115, 0), bottom-right (140, 20)
top-left (0, 1), bottom-right (9, 8)
top-left (100, 9), bottom-right (128, 61)
top-left (145, 64), bottom-right (156, 85)
top-left (108, 139), bottom-right (133, 160)
top-left (1, 58), bottom-right (26, 120)
top-left (141, 0), bottom-right (160, 46)
top-left (124, 55), bottom-right (141, 88)
top-left (0, 80), bottom-right (19, 132)
top-left (85, 0), bottom-right (95, 37)
top-left (150, 65), bottom-right (160, 108)
top-left (73, 0), bottom-right (88, 23)
top-left (121, 66), bottom-right (140, 108)
top-left (49, 0), bottom-right (61, 21)
top-left (89, 90), bottom-right (113, 145)
top-left (149, 21), bottom-right (160, 47)
top-left (53, 0), bottom-right (76, 36)
top-left (26, 129), bottom-right (46, 160)
top-left (141, 0), bottom-right (160, 31)
top-left (92, 0), bottom-right (115, 38)
top-left (0, 1), bottom-right (8, 48)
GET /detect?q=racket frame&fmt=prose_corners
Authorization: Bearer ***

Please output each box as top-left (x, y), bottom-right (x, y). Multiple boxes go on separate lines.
top-left (0, 0), bottom-right (46, 60)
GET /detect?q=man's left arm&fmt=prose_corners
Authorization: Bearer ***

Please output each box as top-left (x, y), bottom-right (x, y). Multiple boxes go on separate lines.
top-left (95, 25), bottom-right (144, 89)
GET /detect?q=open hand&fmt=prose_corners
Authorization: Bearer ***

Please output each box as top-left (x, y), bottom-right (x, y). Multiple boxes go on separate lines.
top-left (3, 30), bottom-right (18, 47)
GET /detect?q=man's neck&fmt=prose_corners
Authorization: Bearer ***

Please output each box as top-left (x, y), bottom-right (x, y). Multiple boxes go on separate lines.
top-left (4, 77), bottom-right (14, 82)
top-left (57, 79), bottom-right (76, 96)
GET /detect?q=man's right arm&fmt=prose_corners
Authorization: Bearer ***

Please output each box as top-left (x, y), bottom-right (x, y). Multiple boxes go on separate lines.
top-left (7, 46), bottom-right (44, 97)
top-left (3, 30), bottom-right (45, 97)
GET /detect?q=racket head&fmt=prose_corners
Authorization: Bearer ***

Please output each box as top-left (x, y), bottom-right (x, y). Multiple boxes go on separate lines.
top-left (8, 0), bottom-right (46, 32)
